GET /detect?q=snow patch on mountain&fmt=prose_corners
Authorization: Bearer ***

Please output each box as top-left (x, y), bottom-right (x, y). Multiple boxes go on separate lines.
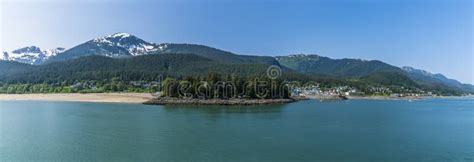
top-left (1, 52), bottom-right (8, 60)
top-left (44, 47), bottom-right (66, 57)
top-left (153, 43), bottom-right (169, 52)
top-left (92, 32), bottom-right (160, 56)
top-left (108, 32), bottom-right (131, 38)
top-left (0, 46), bottom-right (66, 65)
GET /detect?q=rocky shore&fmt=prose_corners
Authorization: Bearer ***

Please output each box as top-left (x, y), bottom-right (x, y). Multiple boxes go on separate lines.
top-left (143, 97), bottom-right (298, 105)
top-left (303, 94), bottom-right (348, 100)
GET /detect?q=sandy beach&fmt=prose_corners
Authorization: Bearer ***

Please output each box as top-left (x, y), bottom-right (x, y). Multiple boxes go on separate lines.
top-left (0, 93), bottom-right (154, 103)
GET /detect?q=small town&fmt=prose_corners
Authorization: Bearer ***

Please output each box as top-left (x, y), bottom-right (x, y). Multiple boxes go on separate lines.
top-left (291, 84), bottom-right (438, 100)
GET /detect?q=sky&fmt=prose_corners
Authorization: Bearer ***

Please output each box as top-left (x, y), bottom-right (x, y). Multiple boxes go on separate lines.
top-left (1, 0), bottom-right (473, 84)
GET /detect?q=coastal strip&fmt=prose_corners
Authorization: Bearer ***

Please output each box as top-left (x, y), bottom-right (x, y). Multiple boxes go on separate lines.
top-left (0, 93), bottom-right (154, 104)
top-left (0, 93), bottom-right (449, 105)
top-left (143, 97), bottom-right (298, 105)
top-left (346, 95), bottom-right (426, 100)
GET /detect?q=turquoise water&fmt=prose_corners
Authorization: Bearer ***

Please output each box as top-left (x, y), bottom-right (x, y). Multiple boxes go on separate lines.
top-left (0, 98), bottom-right (473, 161)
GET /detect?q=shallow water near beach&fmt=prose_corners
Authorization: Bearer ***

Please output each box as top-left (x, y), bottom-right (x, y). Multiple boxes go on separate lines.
top-left (1, 98), bottom-right (473, 161)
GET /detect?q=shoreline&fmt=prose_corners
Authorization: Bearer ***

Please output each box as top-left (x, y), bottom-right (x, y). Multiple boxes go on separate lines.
top-left (346, 95), bottom-right (425, 100)
top-left (345, 95), bottom-right (454, 100)
top-left (0, 93), bottom-right (469, 105)
top-left (144, 97), bottom-right (297, 105)
top-left (0, 93), bottom-right (154, 104)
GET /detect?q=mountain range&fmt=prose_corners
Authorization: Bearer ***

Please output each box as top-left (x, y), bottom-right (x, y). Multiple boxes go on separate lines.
top-left (1, 32), bottom-right (472, 94)
top-left (1, 46), bottom-right (65, 65)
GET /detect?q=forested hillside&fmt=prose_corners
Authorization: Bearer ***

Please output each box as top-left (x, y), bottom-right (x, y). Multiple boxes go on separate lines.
top-left (2, 32), bottom-right (471, 95)
top-left (2, 54), bottom-right (272, 83)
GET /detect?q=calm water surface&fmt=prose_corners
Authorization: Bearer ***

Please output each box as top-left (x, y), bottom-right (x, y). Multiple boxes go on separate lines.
top-left (0, 98), bottom-right (473, 161)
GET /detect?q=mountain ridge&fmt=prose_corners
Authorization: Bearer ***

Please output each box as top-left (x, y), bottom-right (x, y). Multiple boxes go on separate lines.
top-left (275, 54), bottom-right (403, 77)
top-left (1, 32), bottom-right (471, 93)
top-left (402, 66), bottom-right (474, 92)
top-left (1, 46), bottom-right (65, 65)
top-left (275, 54), bottom-right (473, 92)
top-left (43, 32), bottom-right (278, 65)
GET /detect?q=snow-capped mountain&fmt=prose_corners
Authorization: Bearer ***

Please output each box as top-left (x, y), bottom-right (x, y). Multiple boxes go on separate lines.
top-left (44, 47), bottom-right (66, 57)
top-left (92, 32), bottom-right (159, 56)
top-left (46, 32), bottom-right (165, 63)
top-left (1, 46), bottom-right (66, 65)
top-left (5, 32), bottom-right (276, 65)
top-left (1, 32), bottom-right (472, 94)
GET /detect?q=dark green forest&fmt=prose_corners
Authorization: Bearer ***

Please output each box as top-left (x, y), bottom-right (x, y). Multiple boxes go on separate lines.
top-left (0, 53), bottom-right (465, 95)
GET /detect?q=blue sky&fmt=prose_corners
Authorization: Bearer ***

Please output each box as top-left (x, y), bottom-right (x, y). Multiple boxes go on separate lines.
top-left (1, 0), bottom-right (473, 84)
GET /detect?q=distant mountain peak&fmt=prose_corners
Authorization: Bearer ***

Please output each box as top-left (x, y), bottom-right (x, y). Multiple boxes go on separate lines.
top-left (90, 32), bottom-right (156, 56)
top-left (107, 32), bottom-right (132, 38)
top-left (93, 32), bottom-right (136, 43)
top-left (0, 46), bottom-right (66, 65)
top-left (44, 32), bottom-right (163, 63)
top-left (402, 66), bottom-right (474, 92)
top-left (12, 46), bottom-right (42, 54)
top-left (276, 54), bottom-right (322, 62)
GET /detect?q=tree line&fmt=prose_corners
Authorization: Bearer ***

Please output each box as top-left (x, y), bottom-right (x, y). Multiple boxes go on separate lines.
top-left (162, 73), bottom-right (291, 99)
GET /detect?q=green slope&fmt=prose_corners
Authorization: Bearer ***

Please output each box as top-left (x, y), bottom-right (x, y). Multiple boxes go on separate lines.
top-left (276, 54), bottom-right (402, 77)
top-left (0, 54), bottom-right (303, 84)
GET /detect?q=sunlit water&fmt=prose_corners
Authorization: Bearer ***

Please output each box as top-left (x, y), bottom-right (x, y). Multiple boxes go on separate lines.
top-left (0, 98), bottom-right (473, 161)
